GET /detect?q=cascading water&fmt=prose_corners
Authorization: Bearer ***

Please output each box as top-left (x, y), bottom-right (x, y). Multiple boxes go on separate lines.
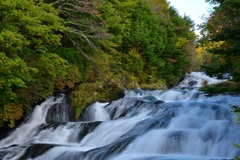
top-left (0, 72), bottom-right (240, 160)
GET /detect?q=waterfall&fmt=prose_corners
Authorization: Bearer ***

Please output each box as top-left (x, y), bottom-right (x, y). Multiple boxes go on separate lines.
top-left (0, 95), bottom-right (65, 149)
top-left (83, 102), bottom-right (110, 121)
top-left (0, 72), bottom-right (239, 160)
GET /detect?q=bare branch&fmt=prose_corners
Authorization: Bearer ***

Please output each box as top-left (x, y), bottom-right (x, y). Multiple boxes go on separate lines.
top-left (49, 0), bottom-right (104, 58)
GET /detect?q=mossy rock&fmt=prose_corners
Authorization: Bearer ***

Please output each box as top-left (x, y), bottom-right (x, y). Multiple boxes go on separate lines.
top-left (140, 79), bottom-right (168, 90)
top-left (95, 79), bottom-right (125, 102)
top-left (70, 82), bottom-right (101, 118)
top-left (200, 81), bottom-right (240, 94)
top-left (70, 80), bottom-right (125, 119)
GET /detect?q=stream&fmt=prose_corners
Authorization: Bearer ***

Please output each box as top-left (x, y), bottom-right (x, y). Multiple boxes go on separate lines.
top-left (0, 72), bottom-right (240, 160)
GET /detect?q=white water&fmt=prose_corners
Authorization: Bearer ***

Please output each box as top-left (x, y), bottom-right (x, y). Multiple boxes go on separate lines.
top-left (176, 72), bottom-right (225, 88)
top-left (83, 102), bottom-right (110, 121)
top-left (111, 102), bottom-right (239, 159)
top-left (0, 72), bottom-right (240, 160)
top-left (0, 95), bottom-right (65, 148)
top-left (79, 112), bottom-right (149, 149)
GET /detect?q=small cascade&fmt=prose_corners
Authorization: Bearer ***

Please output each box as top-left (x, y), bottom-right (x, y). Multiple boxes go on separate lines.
top-left (176, 72), bottom-right (225, 88)
top-left (83, 102), bottom-right (110, 121)
top-left (0, 95), bottom-right (65, 149)
top-left (0, 72), bottom-right (240, 160)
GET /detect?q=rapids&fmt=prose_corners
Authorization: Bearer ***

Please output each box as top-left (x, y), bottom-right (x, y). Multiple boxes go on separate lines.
top-left (0, 72), bottom-right (239, 160)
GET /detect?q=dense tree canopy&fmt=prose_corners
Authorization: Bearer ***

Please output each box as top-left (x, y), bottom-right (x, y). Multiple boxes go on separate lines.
top-left (0, 0), bottom-right (197, 128)
top-left (200, 0), bottom-right (240, 81)
top-left (0, 0), bottom-right (80, 127)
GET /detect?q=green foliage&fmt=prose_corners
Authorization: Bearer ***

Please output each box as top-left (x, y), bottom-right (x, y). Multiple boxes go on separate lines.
top-left (0, 103), bottom-right (24, 128)
top-left (71, 83), bottom-right (100, 117)
top-left (0, 52), bottom-right (37, 119)
top-left (155, 6), bottom-right (196, 84)
top-left (64, 0), bottom-right (197, 118)
top-left (53, 47), bottom-right (91, 82)
top-left (100, 0), bottom-right (135, 47)
top-left (0, 0), bottom-right (198, 128)
top-left (51, 0), bottom-right (103, 57)
top-left (37, 53), bottom-right (81, 89)
top-left (0, 0), bottom-right (79, 127)
top-left (127, 0), bottom-right (166, 68)
top-left (71, 81), bottom-right (124, 118)
top-left (98, 0), bottom-right (196, 86)
top-left (122, 49), bottom-right (144, 74)
top-left (0, 0), bottom-right (64, 55)
top-left (201, 0), bottom-right (240, 150)
top-left (199, 81), bottom-right (240, 95)
top-left (200, 0), bottom-right (240, 82)
top-left (0, 53), bottom-right (37, 127)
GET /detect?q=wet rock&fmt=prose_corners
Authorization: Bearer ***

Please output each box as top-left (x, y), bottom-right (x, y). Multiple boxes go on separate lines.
top-left (18, 144), bottom-right (56, 160)
top-left (46, 103), bottom-right (70, 123)
top-left (188, 80), bottom-right (198, 86)
top-left (142, 96), bottom-right (158, 102)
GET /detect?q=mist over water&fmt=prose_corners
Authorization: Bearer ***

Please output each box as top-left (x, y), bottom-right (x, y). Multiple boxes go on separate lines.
top-left (0, 72), bottom-right (239, 160)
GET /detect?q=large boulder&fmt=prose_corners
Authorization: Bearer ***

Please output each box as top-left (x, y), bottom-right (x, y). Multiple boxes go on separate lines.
top-left (46, 103), bottom-right (70, 123)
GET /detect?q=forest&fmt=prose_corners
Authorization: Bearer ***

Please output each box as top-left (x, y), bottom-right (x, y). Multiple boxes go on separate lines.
top-left (0, 0), bottom-right (239, 128)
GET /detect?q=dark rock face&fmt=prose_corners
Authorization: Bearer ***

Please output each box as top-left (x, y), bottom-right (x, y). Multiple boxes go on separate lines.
top-left (142, 96), bottom-right (158, 102)
top-left (46, 94), bottom-right (78, 123)
top-left (46, 103), bottom-right (70, 123)
top-left (77, 121), bottom-right (102, 142)
top-left (188, 80), bottom-right (198, 86)
top-left (18, 144), bottom-right (56, 160)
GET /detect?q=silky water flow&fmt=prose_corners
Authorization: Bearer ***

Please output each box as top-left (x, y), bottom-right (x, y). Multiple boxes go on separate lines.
top-left (0, 72), bottom-right (240, 160)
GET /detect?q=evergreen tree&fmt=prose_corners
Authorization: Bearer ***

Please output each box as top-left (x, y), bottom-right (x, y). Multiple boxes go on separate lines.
top-left (201, 0), bottom-right (240, 81)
